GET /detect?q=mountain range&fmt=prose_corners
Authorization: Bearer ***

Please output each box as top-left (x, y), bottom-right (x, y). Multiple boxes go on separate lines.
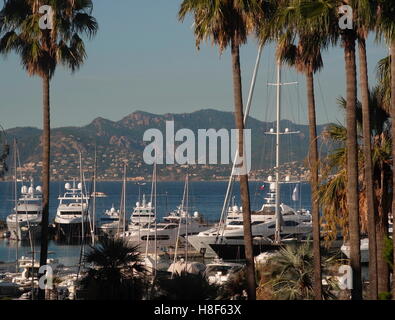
top-left (4, 109), bottom-right (331, 181)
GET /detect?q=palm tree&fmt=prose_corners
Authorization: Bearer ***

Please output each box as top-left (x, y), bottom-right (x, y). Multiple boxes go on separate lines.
top-left (80, 237), bottom-right (147, 300)
top-left (319, 90), bottom-right (392, 297)
top-left (0, 0), bottom-right (97, 299)
top-left (300, 0), bottom-right (363, 300)
top-left (354, 0), bottom-right (379, 299)
top-left (376, 0), bottom-right (395, 299)
top-left (258, 242), bottom-right (339, 300)
top-left (273, 0), bottom-right (333, 299)
top-left (178, 0), bottom-right (266, 300)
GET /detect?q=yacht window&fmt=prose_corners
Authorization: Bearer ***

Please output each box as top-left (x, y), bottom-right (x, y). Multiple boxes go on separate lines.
top-left (164, 224), bottom-right (178, 229)
top-left (17, 211), bottom-right (39, 215)
top-left (268, 224), bottom-right (275, 229)
top-left (60, 211), bottom-right (82, 215)
top-left (283, 221), bottom-right (299, 227)
top-left (141, 235), bottom-right (170, 241)
top-left (228, 221), bottom-right (244, 226)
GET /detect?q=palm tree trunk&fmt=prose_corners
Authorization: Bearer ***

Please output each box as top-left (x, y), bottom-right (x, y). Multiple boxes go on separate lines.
top-left (306, 70), bottom-right (322, 300)
top-left (344, 34), bottom-right (362, 300)
top-left (230, 37), bottom-right (256, 300)
top-left (358, 37), bottom-right (377, 300)
top-left (390, 42), bottom-right (395, 299)
top-left (38, 71), bottom-right (51, 300)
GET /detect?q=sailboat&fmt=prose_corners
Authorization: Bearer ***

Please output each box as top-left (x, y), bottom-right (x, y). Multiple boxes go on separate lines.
top-left (99, 162), bottom-right (127, 237)
top-left (188, 58), bottom-right (312, 259)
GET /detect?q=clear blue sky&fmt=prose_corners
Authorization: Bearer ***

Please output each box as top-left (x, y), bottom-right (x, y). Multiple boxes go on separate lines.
top-left (0, 0), bottom-right (389, 129)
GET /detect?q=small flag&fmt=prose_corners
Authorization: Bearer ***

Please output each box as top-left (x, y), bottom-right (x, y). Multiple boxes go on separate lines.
top-left (292, 185), bottom-right (299, 201)
top-left (259, 184), bottom-right (265, 191)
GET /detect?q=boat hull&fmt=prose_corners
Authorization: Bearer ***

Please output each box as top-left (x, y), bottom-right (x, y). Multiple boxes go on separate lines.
top-left (6, 216), bottom-right (42, 241)
top-left (54, 221), bottom-right (91, 243)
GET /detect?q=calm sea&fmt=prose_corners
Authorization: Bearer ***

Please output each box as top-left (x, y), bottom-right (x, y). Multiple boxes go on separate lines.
top-left (0, 181), bottom-right (311, 265)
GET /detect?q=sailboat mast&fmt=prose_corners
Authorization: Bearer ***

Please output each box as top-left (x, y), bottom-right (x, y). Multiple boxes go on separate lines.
top-left (79, 151), bottom-right (85, 257)
top-left (275, 60), bottom-right (282, 244)
top-left (153, 162), bottom-right (157, 276)
top-left (185, 172), bottom-right (189, 266)
top-left (14, 139), bottom-right (19, 271)
top-left (92, 147), bottom-right (97, 245)
top-left (123, 162), bottom-right (127, 234)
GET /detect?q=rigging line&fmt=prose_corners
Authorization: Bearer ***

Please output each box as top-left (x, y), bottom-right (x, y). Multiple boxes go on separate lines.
top-left (215, 44), bottom-right (263, 240)
top-left (16, 142), bottom-right (36, 298)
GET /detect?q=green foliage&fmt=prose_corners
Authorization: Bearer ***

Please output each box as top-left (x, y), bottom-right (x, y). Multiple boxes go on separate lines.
top-left (383, 235), bottom-right (393, 271)
top-left (0, 0), bottom-right (98, 79)
top-left (154, 272), bottom-right (219, 300)
top-left (378, 292), bottom-right (392, 300)
top-left (260, 242), bottom-right (339, 300)
top-left (217, 267), bottom-right (248, 300)
top-left (80, 236), bottom-right (147, 300)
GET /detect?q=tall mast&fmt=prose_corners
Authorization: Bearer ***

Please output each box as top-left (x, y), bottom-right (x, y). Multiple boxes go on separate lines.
top-left (216, 45), bottom-right (263, 237)
top-left (153, 162), bottom-right (157, 276)
top-left (123, 162), bottom-right (127, 234)
top-left (184, 172), bottom-right (189, 267)
top-left (92, 146), bottom-right (97, 245)
top-left (79, 151), bottom-right (85, 258)
top-left (274, 60), bottom-right (282, 244)
top-left (14, 138), bottom-right (19, 271)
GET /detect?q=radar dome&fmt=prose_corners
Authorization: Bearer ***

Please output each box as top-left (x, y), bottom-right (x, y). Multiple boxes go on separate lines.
top-left (65, 183), bottom-right (71, 190)
top-left (21, 186), bottom-right (28, 194)
top-left (77, 183), bottom-right (82, 190)
top-left (285, 176), bottom-right (290, 182)
top-left (268, 176), bottom-right (273, 182)
top-left (28, 187), bottom-right (34, 194)
top-left (36, 186), bottom-right (42, 193)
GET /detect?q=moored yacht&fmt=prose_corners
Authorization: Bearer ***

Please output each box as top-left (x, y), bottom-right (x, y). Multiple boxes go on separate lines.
top-left (54, 181), bottom-right (91, 242)
top-left (99, 205), bottom-right (120, 236)
top-left (130, 194), bottom-right (155, 226)
top-left (6, 182), bottom-right (43, 241)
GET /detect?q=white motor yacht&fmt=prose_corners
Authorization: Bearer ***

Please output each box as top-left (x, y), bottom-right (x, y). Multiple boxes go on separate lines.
top-left (99, 205), bottom-right (121, 236)
top-left (54, 181), bottom-right (91, 241)
top-left (6, 182), bottom-right (43, 241)
top-left (130, 194), bottom-right (155, 225)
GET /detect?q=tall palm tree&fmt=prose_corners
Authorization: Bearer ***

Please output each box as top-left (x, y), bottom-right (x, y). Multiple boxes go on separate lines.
top-left (376, 0), bottom-right (395, 298)
top-left (300, 0), bottom-right (363, 300)
top-left (354, 0), bottom-right (379, 300)
top-left (178, 0), bottom-right (266, 300)
top-left (273, 0), bottom-right (337, 299)
top-left (0, 0), bottom-right (98, 299)
top-left (319, 90), bottom-right (392, 293)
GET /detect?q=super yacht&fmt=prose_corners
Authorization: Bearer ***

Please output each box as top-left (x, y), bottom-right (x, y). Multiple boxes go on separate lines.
top-left (54, 181), bottom-right (91, 242)
top-left (6, 182), bottom-right (43, 241)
